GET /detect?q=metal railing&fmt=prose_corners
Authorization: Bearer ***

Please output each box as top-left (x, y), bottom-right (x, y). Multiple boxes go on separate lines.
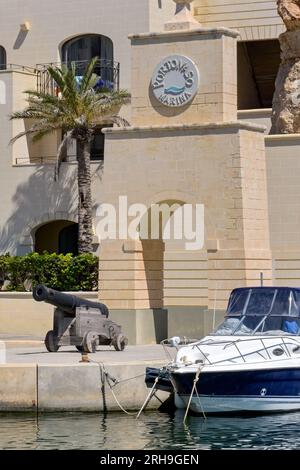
top-left (36, 59), bottom-right (120, 95)
top-left (191, 336), bottom-right (300, 366)
top-left (15, 156), bottom-right (58, 165)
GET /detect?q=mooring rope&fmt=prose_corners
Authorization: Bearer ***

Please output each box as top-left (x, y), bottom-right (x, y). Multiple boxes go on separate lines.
top-left (136, 374), bottom-right (161, 420)
top-left (89, 359), bottom-right (146, 387)
top-left (86, 358), bottom-right (168, 418)
top-left (194, 385), bottom-right (207, 420)
top-left (183, 366), bottom-right (206, 424)
top-left (115, 373), bottom-right (146, 385)
top-left (89, 359), bottom-right (141, 416)
top-left (107, 378), bottom-right (137, 416)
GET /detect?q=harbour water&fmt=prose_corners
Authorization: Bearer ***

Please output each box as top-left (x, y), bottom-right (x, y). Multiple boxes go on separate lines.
top-left (1, 410), bottom-right (300, 450)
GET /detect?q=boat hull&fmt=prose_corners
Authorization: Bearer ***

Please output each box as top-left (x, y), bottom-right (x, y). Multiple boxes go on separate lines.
top-left (177, 395), bottom-right (300, 414)
top-left (171, 367), bottom-right (300, 414)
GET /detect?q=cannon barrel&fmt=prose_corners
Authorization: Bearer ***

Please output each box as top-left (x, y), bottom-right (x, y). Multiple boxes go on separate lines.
top-left (33, 284), bottom-right (109, 317)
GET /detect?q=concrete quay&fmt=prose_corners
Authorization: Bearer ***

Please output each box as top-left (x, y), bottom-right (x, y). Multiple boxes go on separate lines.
top-left (0, 342), bottom-right (173, 413)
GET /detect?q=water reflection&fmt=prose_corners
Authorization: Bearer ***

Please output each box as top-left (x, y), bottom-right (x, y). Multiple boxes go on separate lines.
top-left (0, 410), bottom-right (300, 450)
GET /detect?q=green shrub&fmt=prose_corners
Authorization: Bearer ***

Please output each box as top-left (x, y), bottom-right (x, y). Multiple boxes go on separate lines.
top-left (0, 253), bottom-right (99, 292)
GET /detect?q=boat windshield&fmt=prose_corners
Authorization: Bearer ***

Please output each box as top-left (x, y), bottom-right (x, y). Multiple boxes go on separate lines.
top-left (213, 288), bottom-right (300, 336)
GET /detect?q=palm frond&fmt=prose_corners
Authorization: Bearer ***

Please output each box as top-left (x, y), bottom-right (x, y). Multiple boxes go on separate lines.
top-left (105, 115), bottom-right (130, 127)
top-left (9, 129), bottom-right (37, 145)
top-left (24, 89), bottom-right (62, 105)
top-left (10, 120), bottom-right (61, 144)
top-left (80, 57), bottom-right (99, 94)
top-left (47, 66), bottom-right (66, 92)
top-left (10, 58), bottom-right (131, 148)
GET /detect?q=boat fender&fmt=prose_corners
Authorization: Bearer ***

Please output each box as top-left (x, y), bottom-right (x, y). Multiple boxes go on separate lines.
top-left (169, 336), bottom-right (181, 347)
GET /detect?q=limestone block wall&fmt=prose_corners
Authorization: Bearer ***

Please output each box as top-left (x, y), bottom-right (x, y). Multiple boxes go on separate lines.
top-left (266, 134), bottom-right (300, 289)
top-left (208, 249), bottom-right (273, 310)
top-left (266, 135), bottom-right (300, 252)
top-left (100, 240), bottom-right (164, 310)
top-left (101, 121), bottom-right (272, 312)
top-left (273, 254), bottom-right (300, 287)
top-left (206, 126), bottom-right (272, 308)
top-left (238, 128), bottom-right (270, 250)
top-left (163, 247), bottom-right (208, 307)
top-left (194, 0), bottom-right (284, 41)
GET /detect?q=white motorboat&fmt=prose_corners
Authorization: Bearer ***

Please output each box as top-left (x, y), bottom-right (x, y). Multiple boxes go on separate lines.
top-left (167, 287), bottom-right (300, 414)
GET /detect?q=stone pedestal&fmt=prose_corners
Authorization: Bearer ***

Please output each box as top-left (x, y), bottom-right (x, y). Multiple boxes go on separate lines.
top-left (164, 0), bottom-right (199, 31)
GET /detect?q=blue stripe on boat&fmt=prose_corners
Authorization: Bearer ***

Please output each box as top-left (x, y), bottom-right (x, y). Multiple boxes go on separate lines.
top-left (171, 368), bottom-right (300, 397)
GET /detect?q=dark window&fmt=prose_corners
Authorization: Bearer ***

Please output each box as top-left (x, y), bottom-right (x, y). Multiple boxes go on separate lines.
top-left (0, 46), bottom-right (6, 70)
top-left (61, 34), bottom-right (114, 83)
top-left (90, 125), bottom-right (112, 161)
top-left (59, 224), bottom-right (78, 255)
top-left (91, 131), bottom-right (105, 161)
top-left (237, 40), bottom-right (281, 110)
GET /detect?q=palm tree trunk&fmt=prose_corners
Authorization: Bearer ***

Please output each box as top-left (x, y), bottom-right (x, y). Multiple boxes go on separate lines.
top-left (77, 139), bottom-right (93, 253)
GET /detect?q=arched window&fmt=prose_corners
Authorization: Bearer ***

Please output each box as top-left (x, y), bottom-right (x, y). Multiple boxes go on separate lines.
top-left (61, 34), bottom-right (114, 84)
top-left (0, 46), bottom-right (6, 71)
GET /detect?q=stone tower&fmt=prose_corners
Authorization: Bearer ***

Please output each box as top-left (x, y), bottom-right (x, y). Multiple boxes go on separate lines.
top-left (98, 0), bottom-right (272, 344)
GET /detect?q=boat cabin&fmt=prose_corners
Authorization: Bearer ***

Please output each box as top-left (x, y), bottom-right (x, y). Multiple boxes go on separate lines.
top-left (214, 287), bottom-right (300, 336)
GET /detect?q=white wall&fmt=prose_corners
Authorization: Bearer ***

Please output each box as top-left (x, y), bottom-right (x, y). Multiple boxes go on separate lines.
top-left (0, 0), bottom-right (173, 89)
top-left (0, 0), bottom-right (175, 255)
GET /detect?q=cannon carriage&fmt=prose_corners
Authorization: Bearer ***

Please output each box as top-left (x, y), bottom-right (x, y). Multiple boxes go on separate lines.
top-left (33, 285), bottom-right (128, 353)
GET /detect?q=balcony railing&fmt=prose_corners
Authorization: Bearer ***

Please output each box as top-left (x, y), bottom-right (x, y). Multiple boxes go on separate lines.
top-left (36, 59), bottom-right (120, 95)
top-left (0, 64), bottom-right (38, 73)
top-left (15, 153), bottom-right (104, 166)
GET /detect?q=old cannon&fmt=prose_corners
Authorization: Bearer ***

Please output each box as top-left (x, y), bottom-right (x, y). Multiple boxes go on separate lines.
top-left (33, 284), bottom-right (128, 353)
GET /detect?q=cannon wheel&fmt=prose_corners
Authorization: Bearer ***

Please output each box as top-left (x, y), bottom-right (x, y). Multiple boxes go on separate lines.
top-left (113, 334), bottom-right (128, 352)
top-left (83, 332), bottom-right (98, 353)
top-left (45, 330), bottom-right (60, 352)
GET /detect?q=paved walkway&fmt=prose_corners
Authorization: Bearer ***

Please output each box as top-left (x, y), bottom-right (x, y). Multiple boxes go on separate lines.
top-left (0, 334), bottom-right (177, 365)
top-left (5, 344), bottom-right (174, 365)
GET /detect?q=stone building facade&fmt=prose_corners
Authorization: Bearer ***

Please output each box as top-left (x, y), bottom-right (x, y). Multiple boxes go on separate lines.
top-left (1, 1), bottom-right (300, 343)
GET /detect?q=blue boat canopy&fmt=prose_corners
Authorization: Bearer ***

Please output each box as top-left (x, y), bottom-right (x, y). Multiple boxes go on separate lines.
top-left (214, 287), bottom-right (300, 336)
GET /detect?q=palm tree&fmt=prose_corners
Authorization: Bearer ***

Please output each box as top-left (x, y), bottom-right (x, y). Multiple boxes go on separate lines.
top-left (10, 58), bottom-right (131, 253)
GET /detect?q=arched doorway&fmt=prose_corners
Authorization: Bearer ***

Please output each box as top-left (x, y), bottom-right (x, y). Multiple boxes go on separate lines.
top-left (34, 220), bottom-right (78, 255)
top-left (0, 46), bottom-right (6, 70)
top-left (139, 200), bottom-right (187, 311)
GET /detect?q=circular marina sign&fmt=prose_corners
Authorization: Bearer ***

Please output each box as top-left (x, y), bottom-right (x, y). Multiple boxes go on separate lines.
top-left (151, 54), bottom-right (199, 108)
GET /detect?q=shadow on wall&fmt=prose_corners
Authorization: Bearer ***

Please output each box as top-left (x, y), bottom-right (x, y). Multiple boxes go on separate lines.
top-left (13, 30), bottom-right (29, 50)
top-left (0, 164), bottom-right (82, 255)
